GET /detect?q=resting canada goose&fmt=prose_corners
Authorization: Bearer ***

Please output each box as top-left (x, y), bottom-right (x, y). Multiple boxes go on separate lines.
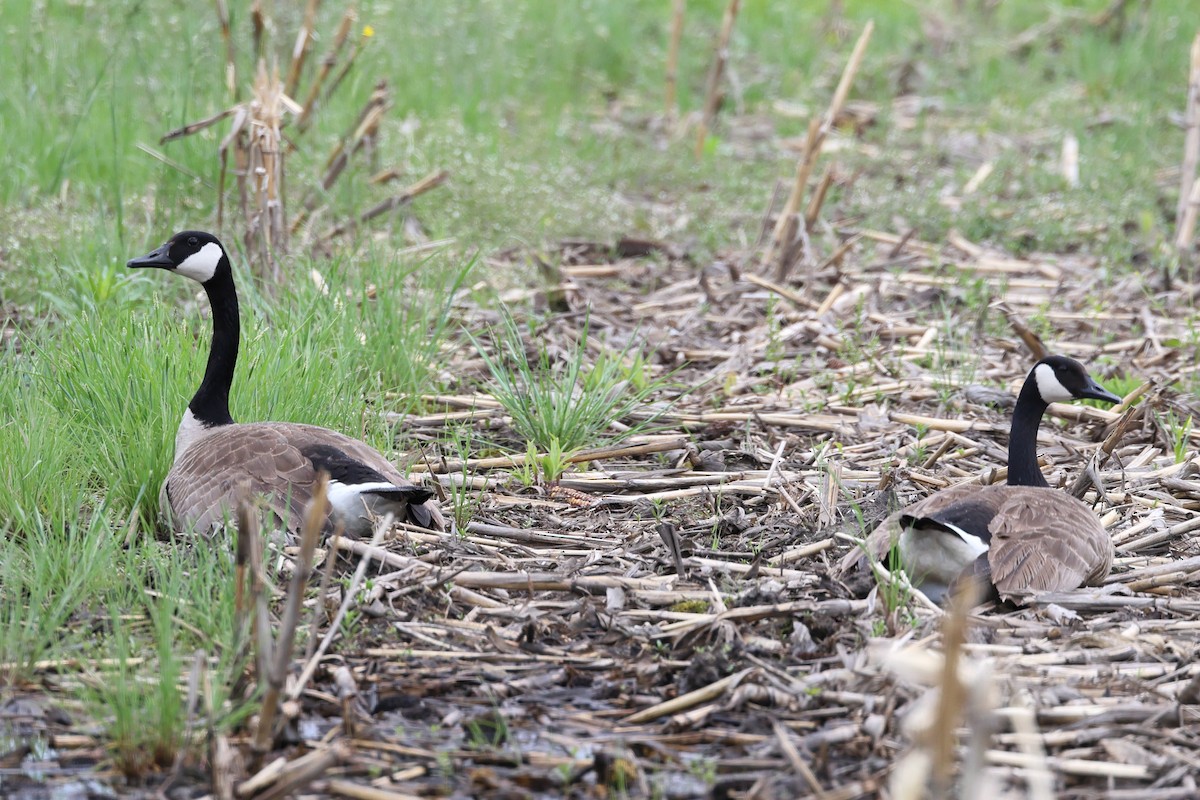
top-left (128, 231), bottom-right (444, 537)
top-left (838, 355), bottom-right (1122, 602)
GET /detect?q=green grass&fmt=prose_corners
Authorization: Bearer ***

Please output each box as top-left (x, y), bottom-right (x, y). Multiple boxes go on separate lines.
top-left (77, 535), bottom-right (254, 778)
top-left (0, 0), bottom-right (1196, 781)
top-left (0, 507), bottom-right (124, 684)
top-left (472, 309), bottom-right (670, 455)
top-left (3, 0), bottom-right (1190, 287)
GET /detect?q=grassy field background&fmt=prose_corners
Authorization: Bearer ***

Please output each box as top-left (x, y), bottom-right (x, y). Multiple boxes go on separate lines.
top-left (0, 0), bottom-right (1197, 792)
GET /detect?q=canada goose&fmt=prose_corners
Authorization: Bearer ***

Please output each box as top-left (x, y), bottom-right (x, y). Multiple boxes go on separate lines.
top-left (838, 355), bottom-right (1122, 603)
top-left (128, 231), bottom-right (444, 537)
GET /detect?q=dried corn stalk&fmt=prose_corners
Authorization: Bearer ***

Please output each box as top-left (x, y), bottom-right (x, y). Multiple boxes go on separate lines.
top-left (236, 61), bottom-right (295, 285)
top-left (157, 2), bottom-right (448, 287)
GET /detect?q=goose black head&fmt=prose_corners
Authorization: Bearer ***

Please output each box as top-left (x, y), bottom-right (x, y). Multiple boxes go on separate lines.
top-left (1030, 355), bottom-right (1122, 405)
top-left (127, 231), bottom-right (229, 284)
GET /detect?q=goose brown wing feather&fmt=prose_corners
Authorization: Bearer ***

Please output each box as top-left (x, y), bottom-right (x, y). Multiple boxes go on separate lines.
top-left (163, 422), bottom-right (444, 534)
top-left (836, 482), bottom-right (999, 576)
top-left (985, 488), bottom-right (1113, 599)
top-left (255, 423), bottom-right (446, 530)
top-left (164, 424), bottom-right (316, 534)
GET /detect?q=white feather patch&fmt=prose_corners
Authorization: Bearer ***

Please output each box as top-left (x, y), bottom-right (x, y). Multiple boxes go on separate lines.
top-left (1033, 363), bottom-right (1072, 403)
top-left (326, 480), bottom-right (398, 519)
top-left (899, 522), bottom-right (989, 587)
top-left (176, 242), bottom-right (224, 283)
top-left (174, 408), bottom-right (217, 462)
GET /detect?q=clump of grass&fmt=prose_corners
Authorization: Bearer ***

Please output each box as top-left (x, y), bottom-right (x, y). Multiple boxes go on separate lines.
top-left (86, 614), bottom-right (183, 779)
top-left (344, 249), bottom-right (473, 413)
top-left (1160, 411), bottom-right (1194, 464)
top-left (0, 506), bottom-right (124, 686)
top-left (471, 309), bottom-right (669, 453)
top-left (82, 535), bottom-right (254, 779)
top-left (533, 436), bottom-right (571, 483)
top-left (444, 423), bottom-right (482, 533)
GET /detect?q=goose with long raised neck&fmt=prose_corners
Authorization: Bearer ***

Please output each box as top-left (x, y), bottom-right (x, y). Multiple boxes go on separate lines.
top-left (837, 354), bottom-right (1122, 603)
top-left (128, 231), bottom-right (444, 537)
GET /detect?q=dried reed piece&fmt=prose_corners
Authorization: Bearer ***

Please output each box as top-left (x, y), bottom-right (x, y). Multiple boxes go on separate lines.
top-left (1068, 400), bottom-right (1142, 498)
top-left (930, 579), bottom-right (978, 796)
top-left (289, 513), bottom-right (393, 703)
top-left (159, 107), bottom-right (237, 144)
top-left (1061, 134), bottom-right (1080, 188)
top-left (296, 7), bottom-right (359, 134)
top-left (804, 163), bottom-right (836, 231)
top-left (1004, 692), bottom-right (1053, 800)
top-left (624, 668), bottom-right (753, 724)
top-left (772, 720), bottom-right (829, 798)
top-left (285, 0), bottom-right (323, 97)
top-left (693, 0), bottom-right (741, 158)
top-left (242, 742), bottom-right (352, 800)
top-left (325, 779), bottom-right (425, 800)
top-left (253, 476), bottom-right (327, 755)
top-left (1175, 33), bottom-right (1200, 238)
top-left (215, 0), bottom-right (237, 100)
top-left (665, 0), bottom-right (686, 116)
top-left (206, 653), bottom-right (238, 800)
top-left (411, 435), bottom-right (688, 474)
top-left (322, 81), bottom-right (391, 192)
top-left (994, 301), bottom-right (1048, 360)
top-left (761, 20), bottom-right (873, 278)
top-left (305, 525), bottom-right (343, 664)
top-left (1178, 176), bottom-right (1200, 255)
top-left (292, 81), bottom-right (393, 233)
top-left (962, 162), bottom-right (994, 195)
top-left (233, 493), bottom-right (255, 652)
top-left (242, 60), bottom-right (289, 286)
top-left (1091, 0), bottom-right (1134, 28)
top-left (321, 169), bottom-right (449, 243)
top-left (233, 496), bottom-right (274, 697)
top-left (250, 0), bottom-right (266, 60)
top-left (323, 20), bottom-right (371, 105)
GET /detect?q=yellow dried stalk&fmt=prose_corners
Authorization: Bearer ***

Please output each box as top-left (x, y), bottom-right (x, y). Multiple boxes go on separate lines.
top-left (214, 0), bottom-right (237, 100)
top-left (296, 7), bottom-right (357, 134)
top-left (664, 0), bottom-right (685, 116)
top-left (243, 60), bottom-right (288, 285)
top-left (285, 0), bottom-right (324, 97)
top-left (762, 20), bottom-right (873, 278)
top-left (693, 0), bottom-right (740, 158)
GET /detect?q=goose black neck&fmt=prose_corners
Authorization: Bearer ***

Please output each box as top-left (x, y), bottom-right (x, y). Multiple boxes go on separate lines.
top-left (1007, 378), bottom-right (1050, 488)
top-left (188, 266), bottom-right (238, 427)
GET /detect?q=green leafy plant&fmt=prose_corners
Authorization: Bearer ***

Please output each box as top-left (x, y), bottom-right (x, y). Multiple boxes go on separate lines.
top-left (470, 309), bottom-right (669, 453)
top-left (536, 434), bottom-right (573, 482)
top-left (1161, 411), bottom-right (1194, 464)
top-left (465, 709), bottom-right (510, 749)
top-left (445, 423), bottom-right (482, 532)
top-left (0, 506), bottom-right (123, 686)
top-left (879, 543), bottom-right (915, 619)
top-left (78, 532), bottom-right (255, 779)
top-left (513, 440), bottom-right (540, 488)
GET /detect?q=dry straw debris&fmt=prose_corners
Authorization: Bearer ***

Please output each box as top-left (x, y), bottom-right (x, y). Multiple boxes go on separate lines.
top-left (34, 7), bottom-right (1198, 799)
top-left (198, 219), bottom-right (1200, 797)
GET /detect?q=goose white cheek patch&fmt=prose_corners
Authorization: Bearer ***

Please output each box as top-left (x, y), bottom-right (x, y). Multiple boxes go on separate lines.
top-left (176, 242), bottom-right (223, 282)
top-left (1033, 363), bottom-right (1072, 403)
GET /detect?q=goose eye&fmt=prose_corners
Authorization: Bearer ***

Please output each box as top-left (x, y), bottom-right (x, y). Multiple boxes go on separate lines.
top-left (188, 236), bottom-right (198, 246)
